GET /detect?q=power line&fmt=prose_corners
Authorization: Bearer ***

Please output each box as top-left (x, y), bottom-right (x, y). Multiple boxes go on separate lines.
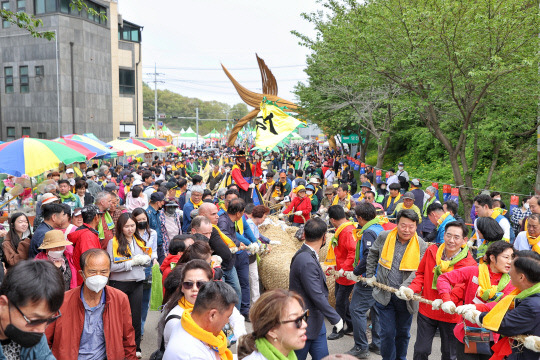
top-left (141, 64), bottom-right (305, 71)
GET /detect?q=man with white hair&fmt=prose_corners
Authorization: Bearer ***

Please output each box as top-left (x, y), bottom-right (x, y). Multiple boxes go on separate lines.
top-left (420, 186), bottom-right (440, 238)
top-left (181, 185), bottom-right (204, 233)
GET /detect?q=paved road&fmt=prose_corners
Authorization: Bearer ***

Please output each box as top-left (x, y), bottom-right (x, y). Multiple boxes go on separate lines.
top-left (141, 310), bottom-right (442, 359)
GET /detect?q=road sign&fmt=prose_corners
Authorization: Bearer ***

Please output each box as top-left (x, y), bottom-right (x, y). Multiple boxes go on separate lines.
top-left (341, 134), bottom-right (359, 144)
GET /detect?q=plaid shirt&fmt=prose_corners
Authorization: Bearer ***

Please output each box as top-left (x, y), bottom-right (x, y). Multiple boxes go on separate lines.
top-left (159, 211), bottom-right (182, 255)
top-left (510, 207), bottom-right (531, 234)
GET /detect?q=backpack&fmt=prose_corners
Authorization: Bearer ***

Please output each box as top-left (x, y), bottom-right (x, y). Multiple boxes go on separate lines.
top-left (148, 314), bottom-right (182, 360)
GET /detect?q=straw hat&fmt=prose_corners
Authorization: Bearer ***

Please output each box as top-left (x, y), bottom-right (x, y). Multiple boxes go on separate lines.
top-left (38, 230), bottom-right (73, 250)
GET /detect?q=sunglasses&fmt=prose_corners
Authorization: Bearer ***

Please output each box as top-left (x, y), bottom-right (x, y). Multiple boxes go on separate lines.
top-left (280, 310), bottom-right (309, 329)
top-left (11, 302), bottom-right (61, 326)
top-left (182, 281), bottom-right (207, 290)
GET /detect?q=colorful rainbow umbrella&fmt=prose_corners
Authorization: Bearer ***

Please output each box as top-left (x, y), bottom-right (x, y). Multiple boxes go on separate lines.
top-left (53, 138), bottom-right (98, 160)
top-left (107, 140), bottom-right (148, 156)
top-left (0, 138), bottom-right (87, 177)
top-left (123, 138), bottom-right (158, 151)
top-left (64, 134), bottom-right (124, 158)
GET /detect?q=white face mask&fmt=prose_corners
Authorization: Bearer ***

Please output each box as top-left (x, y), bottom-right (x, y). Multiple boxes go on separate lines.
top-left (398, 166), bottom-right (404, 170)
top-left (306, 191), bottom-right (313, 196)
top-left (524, 203), bottom-right (530, 210)
top-left (84, 275), bottom-right (109, 293)
top-left (48, 250), bottom-right (64, 259)
top-left (106, 175), bottom-right (112, 180)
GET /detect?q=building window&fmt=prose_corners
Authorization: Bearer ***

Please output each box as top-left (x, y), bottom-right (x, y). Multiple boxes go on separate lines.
top-left (21, 127), bottom-right (30, 137)
top-left (19, 66), bottom-right (29, 93)
top-left (119, 23), bottom-right (141, 43)
top-left (37, 132), bottom-right (46, 139)
top-left (35, 65), bottom-right (44, 77)
top-left (17, 0), bottom-right (25, 11)
top-left (119, 69), bottom-right (135, 95)
top-left (34, 0), bottom-right (57, 14)
top-left (2, 2), bottom-right (10, 28)
top-left (6, 127), bottom-right (15, 141)
top-left (4, 67), bottom-right (13, 94)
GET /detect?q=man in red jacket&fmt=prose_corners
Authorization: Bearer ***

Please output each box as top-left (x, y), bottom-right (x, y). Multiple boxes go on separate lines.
top-left (327, 205), bottom-right (358, 340)
top-left (395, 221), bottom-right (476, 360)
top-left (68, 204), bottom-right (102, 286)
top-left (46, 248), bottom-right (137, 360)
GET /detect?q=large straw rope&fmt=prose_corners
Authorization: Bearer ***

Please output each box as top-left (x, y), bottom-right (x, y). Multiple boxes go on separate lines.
top-left (326, 269), bottom-right (540, 352)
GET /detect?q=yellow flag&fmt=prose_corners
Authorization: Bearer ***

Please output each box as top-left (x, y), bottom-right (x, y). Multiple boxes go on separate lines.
top-left (201, 162), bottom-right (211, 183)
top-left (255, 101), bottom-right (303, 151)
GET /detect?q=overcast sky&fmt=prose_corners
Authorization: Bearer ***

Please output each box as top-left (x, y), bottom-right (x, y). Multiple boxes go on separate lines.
top-left (119, 0), bottom-right (321, 107)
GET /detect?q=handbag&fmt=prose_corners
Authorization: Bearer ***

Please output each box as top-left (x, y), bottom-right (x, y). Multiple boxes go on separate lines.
top-left (463, 325), bottom-right (493, 355)
top-left (149, 314), bottom-right (182, 360)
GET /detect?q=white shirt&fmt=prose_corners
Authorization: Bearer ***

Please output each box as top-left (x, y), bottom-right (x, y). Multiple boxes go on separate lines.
top-left (386, 174), bottom-right (399, 186)
top-left (514, 231), bottom-right (532, 251)
top-left (325, 170), bottom-right (335, 186)
top-left (243, 351), bottom-right (266, 360)
top-left (163, 324), bottom-right (219, 360)
top-left (163, 305), bottom-right (246, 348)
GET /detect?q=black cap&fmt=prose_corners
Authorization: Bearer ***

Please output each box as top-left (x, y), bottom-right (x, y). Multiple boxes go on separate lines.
top-left (104, 183), bottom-right (119, 192)
top-left (165, 181), bottom-right (177, 190)
top-left (150, 192), bottom-right (165, 202)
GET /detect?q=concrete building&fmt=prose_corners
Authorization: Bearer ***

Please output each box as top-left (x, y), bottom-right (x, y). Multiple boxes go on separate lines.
top-left (0, 0), bottom-right (142, 141)
top-left (298, 122), bottom-right (322, 141)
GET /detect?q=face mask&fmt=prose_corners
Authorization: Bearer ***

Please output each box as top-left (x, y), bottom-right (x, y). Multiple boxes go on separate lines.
top-left (48, 250), bottom-right (64, 259)
top-left (2, 310), bottom-right (42, 348)
top-left (306, 191), bottom-right (313, 196)
top-left (494, 197), bottom-right (501, 201)
top-left (137, 221), bottom-right (147, 229)
top-left (524, 203), bottom-right (530, 210)
top-left (84, 274), bottom-right (108, 293)
top-left (398, 166), bottom-right (404, 170)
top-left (106, 175), bottom-right (112, 180)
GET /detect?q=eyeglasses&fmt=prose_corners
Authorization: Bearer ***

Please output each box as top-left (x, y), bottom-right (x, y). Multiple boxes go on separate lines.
top-left (11, 302), bottom-right (61, 326)
top-left (182, 281), bottom-right (207, 290)
top-left (280, 310), bottom-right (309, 329)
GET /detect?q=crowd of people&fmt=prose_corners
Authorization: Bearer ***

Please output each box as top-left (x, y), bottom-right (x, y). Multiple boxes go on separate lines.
top-left (0, 142), bottom-right (537, 360)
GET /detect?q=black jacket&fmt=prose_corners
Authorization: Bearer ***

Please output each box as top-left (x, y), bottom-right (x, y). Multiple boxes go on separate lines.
top-left (289, 244), bottom-right (340, 340)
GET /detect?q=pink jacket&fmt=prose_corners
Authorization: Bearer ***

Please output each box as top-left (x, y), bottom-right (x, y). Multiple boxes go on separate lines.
top-left (35, 249), bottom-right (78, 289)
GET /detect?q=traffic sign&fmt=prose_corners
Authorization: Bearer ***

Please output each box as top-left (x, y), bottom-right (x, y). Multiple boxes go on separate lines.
top-left (341, 134), bottom-right (359, 144)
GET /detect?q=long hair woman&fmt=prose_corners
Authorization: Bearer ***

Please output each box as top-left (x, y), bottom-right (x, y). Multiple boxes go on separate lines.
top-left (2, 212), bottom-right (32, 268)
top-left (158, 259), bottom-right (246, 349)
top-left (238, 289), bottom-right (307, 360)
top-left (106, 212), bottom-right (152, 356)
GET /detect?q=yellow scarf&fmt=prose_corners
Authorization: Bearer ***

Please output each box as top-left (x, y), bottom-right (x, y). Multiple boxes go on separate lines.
top-left (235, 218), bottom-right (244, 235)
top-left (476, 262), bottom-right (510, 302)
top-left (190, 198), bottom-right (203, 209)
top-left (436, 212), bottom-right (451, 228)
top-left (181, 311), bottom-right (232, 360)
top-left (211, 170), bottom-right (220, 178)
top-left (266, 179), bottom-right (275, 188)
top-left (332, 194), bottom-right (351, 209)
top-left (324, 221), bottom-right (357, 266)
top-left (386, 193), bottom-right (401, 209)
top-left (378, 228), bottom-right (421, 271)
top-left (212, 225), bottom-right (236, 249)
top-left (525, 221), bottom-right (540, 254)
top-left (492, 207), bottom-right (508, 216)
top-left (178, 297), bottom-right (194, 311)
top-left (482, 282), bottom-right (540, 331)
top-left (111, 236), bottom-right (152, 263)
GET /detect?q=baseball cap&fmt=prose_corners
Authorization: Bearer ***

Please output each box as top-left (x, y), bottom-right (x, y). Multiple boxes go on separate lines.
top-left (165, 181), bottom-right (178, 190)
top-left (361, 182), bottom-right (371, 188)
top-left (403, 192), bottom-right (415, 200)
top-left (104, 183), bottom-right (119, 192)
top-left (132, 179), bottom-right (143, 186)
top-left (410, 179), bottom-right (422, 187)
top-left (164, 201), bottom-right (179, 207)
top-left (86, 170), bottom-right (95, 177)
top-left (150, 192), bottom-right (165, 202)
top-left (66, 168), bottom-right (74, 174)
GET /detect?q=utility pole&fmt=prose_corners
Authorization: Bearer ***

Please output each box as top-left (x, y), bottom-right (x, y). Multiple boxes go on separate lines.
top-left (146, 63), bottom-right (164, 139)
top-left (196, 107), bottom-right (199, 149)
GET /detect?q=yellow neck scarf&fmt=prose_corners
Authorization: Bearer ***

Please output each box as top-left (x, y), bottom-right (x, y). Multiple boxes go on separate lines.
top-left (324, 221), bottom-right (357, 266)
top-left (266, 179), bottom-right (275, 188)
top-left (181, 311), bottom-right (232, 360)
top-left (235, 218), bottom-right (244, 235)
top-left (436, 212), bottom-right (451, 228)
top-left (332, 194), bottom-right (351, 209)
top-left (525, 222), bottom-right (540, 254)
top-left (212, 225), bottom-right (236, 249)
top-left (378, 228), bottom-right (421, 271)
top-left (111, 236), bottom-right (152, 263)
top-left (386, 194), bottom-right (401, 209)
top-left (476, 262), bottom-right (510, 302)
top-left (178, 297), bottom-right (194, 311)
top-left (190, 198), bottom-right (203, 209)
top-left (212, 170), bottom-right (220, 178)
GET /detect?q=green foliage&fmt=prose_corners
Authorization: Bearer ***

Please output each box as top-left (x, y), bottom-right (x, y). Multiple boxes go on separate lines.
top-left (142, 83), bottom-right (249, 135)
top-left (0, 0), bottom-right (106, 40)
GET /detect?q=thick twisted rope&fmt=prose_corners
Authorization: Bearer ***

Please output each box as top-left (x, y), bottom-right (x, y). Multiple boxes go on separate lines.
top-left (326, 269), bottom-right (540, 352)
